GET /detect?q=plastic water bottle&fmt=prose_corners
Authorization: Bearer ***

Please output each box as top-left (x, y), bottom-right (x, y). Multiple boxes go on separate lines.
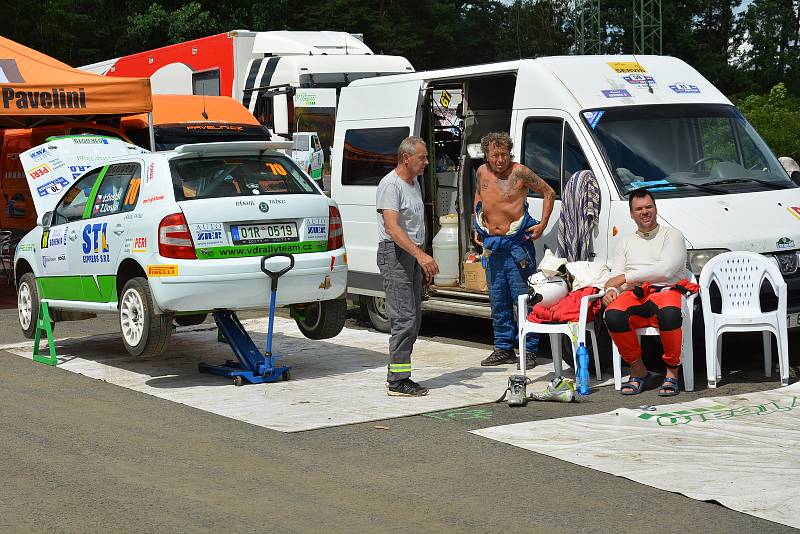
top-left (576, 342), bottom-right (591, 396)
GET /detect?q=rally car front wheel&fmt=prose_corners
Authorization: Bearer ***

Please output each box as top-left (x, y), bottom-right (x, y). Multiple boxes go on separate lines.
top-left (18, 272), bottom-right (40, 339)
top-left (119, 277), bottom-right (171, 357)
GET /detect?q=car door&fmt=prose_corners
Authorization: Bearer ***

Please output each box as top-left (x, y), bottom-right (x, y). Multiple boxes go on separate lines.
top-left (38, 167), bottom-right (104, 301)
top-left (78, 162), bottom-right (142, 302)
top-left (513, 110), bottom-right (609, 262)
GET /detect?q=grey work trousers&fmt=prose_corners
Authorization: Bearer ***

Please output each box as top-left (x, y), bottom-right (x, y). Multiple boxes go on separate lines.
top-left (377, 241), bottom-right (423, 383)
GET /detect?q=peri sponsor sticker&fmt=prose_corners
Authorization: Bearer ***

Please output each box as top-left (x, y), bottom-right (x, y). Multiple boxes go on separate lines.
top-left (28, 163), bottom-right (50, 179)
top-left (36, 176), bottom-right (70, 197)
top-left (148, 264), bottom-right (178, 277)
top-left (192, 222), bottom-right (226, 247)
top-left (669, 82), bottom-right (701, 94)
top-left (623, 73), bottom-right (656, 88)
top-left (583, 111), bottom-right (605, 129)
top-left (602, 89), bottom-right (631, 99)
top-left (607, 61), bottom-right (646, 73)
top-left (132, 236), bottom-right (148, 253)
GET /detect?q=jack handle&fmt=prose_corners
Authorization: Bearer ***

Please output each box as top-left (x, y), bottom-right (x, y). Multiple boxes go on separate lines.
top-left (260, 253), bottom-right (295, 292)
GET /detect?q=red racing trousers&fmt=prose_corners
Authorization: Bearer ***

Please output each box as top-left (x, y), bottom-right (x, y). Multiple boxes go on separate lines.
top-left (604, 287), bottom-right (684, 368)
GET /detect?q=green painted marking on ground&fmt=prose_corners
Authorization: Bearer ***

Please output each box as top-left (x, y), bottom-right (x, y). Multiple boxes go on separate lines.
top-left (424, 407), bottom-right (494, 421)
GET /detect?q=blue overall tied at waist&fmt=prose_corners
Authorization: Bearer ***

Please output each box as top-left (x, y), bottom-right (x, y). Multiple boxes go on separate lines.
top-left (475, 202), bottom-right (540, 353)
top-left (474, 202), bottom-right (539, 254)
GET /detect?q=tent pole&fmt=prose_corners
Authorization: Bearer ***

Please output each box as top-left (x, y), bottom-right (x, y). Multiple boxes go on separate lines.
top-left (148, 112), bottom-right (156, 151)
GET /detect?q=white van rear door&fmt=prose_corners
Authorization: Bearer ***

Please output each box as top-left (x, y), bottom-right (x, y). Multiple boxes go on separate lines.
top-left (332, 80), bottom-right (422, 276)
top-left (512, 109), bottom-right (611, 265)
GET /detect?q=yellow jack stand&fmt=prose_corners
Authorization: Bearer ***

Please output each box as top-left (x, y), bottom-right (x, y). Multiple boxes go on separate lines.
top-left (32, 301), bottom-right (57, 366)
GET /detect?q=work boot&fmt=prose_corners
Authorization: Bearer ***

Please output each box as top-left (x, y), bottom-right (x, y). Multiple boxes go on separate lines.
top-left (516, 352), bottom-right (537, 370)
top-left (481, 348), bottom-right (517, 366)
top-left (388, 378), bottom-right (429, 397)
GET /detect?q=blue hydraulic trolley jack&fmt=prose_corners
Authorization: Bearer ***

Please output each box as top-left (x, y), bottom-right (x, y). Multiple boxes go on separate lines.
top-left (198, 253), bottom-right (294, 386)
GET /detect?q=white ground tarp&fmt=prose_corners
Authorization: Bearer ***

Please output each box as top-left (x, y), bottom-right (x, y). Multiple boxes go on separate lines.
top-left (2, 317), bottom-right (587, 432)
top-left (472, 385), bottom-right (800, 528)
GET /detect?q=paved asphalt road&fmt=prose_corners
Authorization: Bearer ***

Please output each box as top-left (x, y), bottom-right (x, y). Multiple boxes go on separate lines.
top-left (0, 304), bottom-right (797, 533)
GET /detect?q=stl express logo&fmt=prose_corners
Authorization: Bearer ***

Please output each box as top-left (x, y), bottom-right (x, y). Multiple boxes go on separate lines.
top-left (82, 223), bottom-right (110, 264)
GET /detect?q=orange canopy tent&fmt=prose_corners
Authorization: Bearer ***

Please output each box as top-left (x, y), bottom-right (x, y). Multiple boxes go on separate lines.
top-left (0, 36), bottom-right (152, 128)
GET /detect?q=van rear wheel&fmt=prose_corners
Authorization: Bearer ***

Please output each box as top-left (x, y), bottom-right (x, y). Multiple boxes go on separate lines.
top-left (295, 299), bottom-right (346, 339)
top-left (119, 277), bottom-right (172, 357)
top-left (360, 295), bottom-right (390, 333)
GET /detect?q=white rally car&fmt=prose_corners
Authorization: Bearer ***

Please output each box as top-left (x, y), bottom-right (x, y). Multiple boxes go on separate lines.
top-left (15, 137), bottom-right (348, 357)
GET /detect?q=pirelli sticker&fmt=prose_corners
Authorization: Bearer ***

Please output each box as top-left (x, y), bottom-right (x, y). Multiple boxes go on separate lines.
top-left (607, 61), bottom-right (646, 74)
top-left (147, 264), bottom-right (178, 277)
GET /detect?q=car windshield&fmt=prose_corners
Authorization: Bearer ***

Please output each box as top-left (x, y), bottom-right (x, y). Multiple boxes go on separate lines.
top-left (293, 135), bottom-right (310, 151)
top-left (170, 155), bottom-right (318, 201)
top-left (583, 104), bottom-right (795, 197)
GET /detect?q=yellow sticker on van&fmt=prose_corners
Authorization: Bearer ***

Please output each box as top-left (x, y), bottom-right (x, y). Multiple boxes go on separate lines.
top-left (147, 264), bottom-right (178, 277)
top-left (440, 89), bottom-right (452, 108)
top-left (608, 61), bottom-right (647, 73)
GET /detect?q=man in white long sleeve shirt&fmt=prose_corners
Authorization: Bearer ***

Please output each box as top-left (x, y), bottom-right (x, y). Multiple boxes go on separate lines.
top-left (603, 189), bottom-right (692, 396)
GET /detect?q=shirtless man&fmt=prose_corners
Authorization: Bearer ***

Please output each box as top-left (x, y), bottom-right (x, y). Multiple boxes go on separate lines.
top-left (473, 132), bottom-right (556, 366)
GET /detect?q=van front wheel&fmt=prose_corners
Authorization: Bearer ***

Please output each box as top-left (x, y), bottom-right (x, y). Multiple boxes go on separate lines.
top-left (119, 277), bottom-right (172, 357)
top-left (360, 295), bottom-right (390, 333)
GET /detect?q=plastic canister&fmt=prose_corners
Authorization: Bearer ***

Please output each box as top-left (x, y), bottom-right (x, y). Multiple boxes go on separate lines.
top-left (432, 213), bottom-right (459, 286)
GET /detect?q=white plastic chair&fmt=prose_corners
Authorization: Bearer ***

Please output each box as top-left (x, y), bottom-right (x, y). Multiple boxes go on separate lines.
top-left (699, 251), bottom-right (789, 388)
top-left (611, 275), bottom-right (698, 392)
top-left (517, 291), bottom-right (605, 381)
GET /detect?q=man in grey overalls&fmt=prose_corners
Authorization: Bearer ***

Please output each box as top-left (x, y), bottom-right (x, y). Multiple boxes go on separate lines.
top-left (376, 136), bottom-right (439, 396)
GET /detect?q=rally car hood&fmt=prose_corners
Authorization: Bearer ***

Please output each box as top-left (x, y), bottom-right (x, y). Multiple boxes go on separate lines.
top-left (655, 189), bottom-right (800, 253)
top-left (19, 136), bottom-right (148, 218)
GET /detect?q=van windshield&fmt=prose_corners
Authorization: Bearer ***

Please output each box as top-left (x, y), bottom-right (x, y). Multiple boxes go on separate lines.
top-left (170, 155), bottom-right (318, 201)
top-left (583, 104), bottom-right (795, 197)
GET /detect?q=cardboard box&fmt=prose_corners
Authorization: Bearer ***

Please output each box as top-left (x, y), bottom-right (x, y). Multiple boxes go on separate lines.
top-left (463, 261), bottom-right (487, 292)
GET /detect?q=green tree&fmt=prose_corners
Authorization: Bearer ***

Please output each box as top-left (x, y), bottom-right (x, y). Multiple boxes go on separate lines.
top-left (737, 83), bottom-right (800, 160)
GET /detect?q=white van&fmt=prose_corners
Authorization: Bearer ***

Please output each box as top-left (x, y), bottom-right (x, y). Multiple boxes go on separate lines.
top-left (291, 132), bottom-right (325, 183)
top-left (330, 55), bottom-right (800, 333)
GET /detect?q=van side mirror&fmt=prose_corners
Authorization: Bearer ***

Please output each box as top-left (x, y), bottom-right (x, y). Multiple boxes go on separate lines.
top-left (39, 211), bottom-right (52, 228)
top-left (779, 156), bottom-right (800, 184)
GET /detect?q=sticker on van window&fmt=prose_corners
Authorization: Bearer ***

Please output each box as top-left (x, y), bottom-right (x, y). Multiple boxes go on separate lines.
top-left (601, 89), bottom-right (631, 99)
top-left (669, 83), bottom-right (701, 94)
top-left (583, 111), bottom-right (605, 129)
top-left (608, 61), bottom-right (646, 73)
top-left (623, 74), bottom-right (656, 88)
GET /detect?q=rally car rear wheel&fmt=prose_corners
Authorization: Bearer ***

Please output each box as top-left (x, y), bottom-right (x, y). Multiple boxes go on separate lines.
top-left (119, 277), bottom-right (171, 357)
top-left (295, 299), bottom-right (346, 339)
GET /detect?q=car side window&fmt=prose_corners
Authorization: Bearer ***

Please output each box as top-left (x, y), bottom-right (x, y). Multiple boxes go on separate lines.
top-left (52, 168), bottom-right (103, 226)
top-left (89, 163), bottom-right (141, 218)
top-left (523, 118), bottom-right (563, 198)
